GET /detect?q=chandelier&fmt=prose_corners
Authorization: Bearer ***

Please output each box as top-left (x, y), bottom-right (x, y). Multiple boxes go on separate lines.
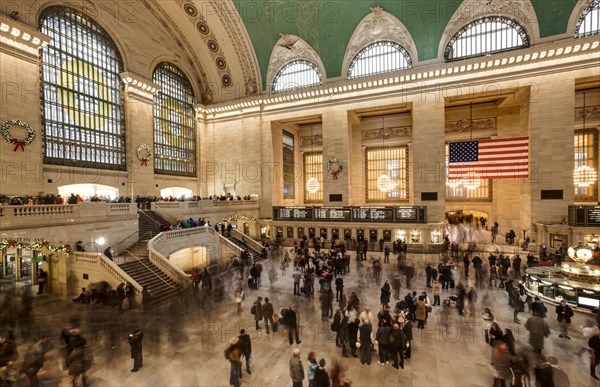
top-left (574, 91), bottom-right (597, 188)
top-left (462, 171), bottom-right (481, 190)
top-left (305, 124), bottom-right (320, 194)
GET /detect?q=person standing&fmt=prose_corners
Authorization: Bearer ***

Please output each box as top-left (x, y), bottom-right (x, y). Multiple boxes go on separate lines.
top-left (314, 358), bottom-right (330, 387)
top-left (389, 323), bottom-right (406, 369)
top-left (234, 286), bottom-right (244, 313)
top-left (290, 348), bottom-right (305, 387)
top-left (383, 245), bottom-right (391, 264)
top-left (237, 329), bottom-right (252, 375)
top-left (358, 319), bottom-right (374, 365)
top-left (391, 274), bottom-right (401, 301)
top-left (376, 320), bottom-right (392, 366)
top-left (262, 297), bottom-right (274, 334)
top-left (463, 254), bottom-right (470, 278)
top-left (555, 300), bottom-right (574, 339)
top-left (589, 332), bottom-right (600, 380)
top-left (334, 275), bottom-right (344, 302)
top-left (425, 264), bottom-right (432, 288)
top-left (285, 305), bottom-right (302, 345)
top-left (307, 351), bottom-right (318, 387)
top-left (491, 221), bottom-right (499, 244)
top-left (293, 269), bottom-right (302, 295)
top-left (128, 328), bottom-right (143, 372)
top-left (225, 338), bottom-right (242, 387)
top-left (472, 255), bottom-right (483, 279)
top-left (37, 268), bottom-right (48, 295)
top-left (252, 297), bottom-right (263, 330)
top-left (525, 314), bottom-right (550, 354)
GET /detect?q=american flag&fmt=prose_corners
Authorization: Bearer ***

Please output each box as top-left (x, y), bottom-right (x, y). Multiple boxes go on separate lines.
top-left (448, 137), bottom-right (529, 179)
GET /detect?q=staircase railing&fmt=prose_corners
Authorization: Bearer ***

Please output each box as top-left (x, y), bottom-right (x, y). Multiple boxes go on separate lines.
top-left (111, 229), bottom-right (144, 258)
top-left (138, 209), bottom-right (162, 226)
top-left (73, 252), bottom-right (143, 298)
top-left (208, 227), bottom-right (243, 255)
top-left (124, 250), bottom-right (177, 289)
top-left (149, 206), bottom-right (180, 225)
top-left (148, 231), bottom-right (192, 287)
top-left (230, 229), bottom-right (263, 253)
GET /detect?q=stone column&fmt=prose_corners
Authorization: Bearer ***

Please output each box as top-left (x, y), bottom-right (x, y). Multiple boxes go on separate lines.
top-left (411, 99), bottom-right (446, 223)
top-left (322, 109), bottom-right (351, 206)
top-left (528, 75), bottom-right (575, 224)
top-left (120, 72), bottom-right (159, 196)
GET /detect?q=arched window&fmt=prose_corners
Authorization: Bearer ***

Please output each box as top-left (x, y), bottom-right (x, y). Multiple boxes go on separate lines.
top-left (39, 7), bottom-right (125, 169)
top-left (347, 41), bottom-right (412, 80)
top-left (153, 62), bottom-right (196, 176)
top-left (445, 17), bottom-right (529, 62)
top-left (271, 60), bottom-right (322, 93)
top-left (576, 0), bottom-right (600, 38)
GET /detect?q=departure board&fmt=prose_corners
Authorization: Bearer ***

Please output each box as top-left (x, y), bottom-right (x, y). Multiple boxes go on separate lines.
top-left (272, 207), bottom-right (313, 220)
top-left (313, 207), bottom-right (352, 221)
top-left (272, 206), bottom-right (426, 223)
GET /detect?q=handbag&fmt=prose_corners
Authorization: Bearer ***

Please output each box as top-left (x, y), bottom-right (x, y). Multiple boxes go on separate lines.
top-left (426, 306), bottom-right (432, 313)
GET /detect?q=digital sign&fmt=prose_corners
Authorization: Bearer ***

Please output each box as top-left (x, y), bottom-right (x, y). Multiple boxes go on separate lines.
top-left (272, 206), bottom-right (427, 223)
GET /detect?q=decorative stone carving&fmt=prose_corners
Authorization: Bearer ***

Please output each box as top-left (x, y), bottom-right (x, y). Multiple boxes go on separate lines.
top-left (576, 106), bottom-right (600, 120)
top-left (139, 0), bottom-right (211, 103)
top-left (267, 35), bottom-right (325, 89)
top-left (445, 118), bottom-right (496, 133)
top-left (301, 135), bottom-right (323, 147)
top-left (362, 126), bottom-right (411, 141)
top-left (342, 7), bottom-right (416, 77)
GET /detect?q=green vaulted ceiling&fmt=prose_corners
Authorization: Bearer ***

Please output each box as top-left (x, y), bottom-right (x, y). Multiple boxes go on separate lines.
top-left (233, 0), bottom-right (580, 88)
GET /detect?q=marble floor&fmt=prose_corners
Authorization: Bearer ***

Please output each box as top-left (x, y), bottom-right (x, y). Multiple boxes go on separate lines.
top-left (2, 251), bottom-right (598, 387)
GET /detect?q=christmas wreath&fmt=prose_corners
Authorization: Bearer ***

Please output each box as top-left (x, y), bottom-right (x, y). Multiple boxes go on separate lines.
top-left (1, 120), bottom-right (36, 152)
top-left (136, 144), bottom-right (153, 166)
top-left (326, 159), bottom-right (343, 180)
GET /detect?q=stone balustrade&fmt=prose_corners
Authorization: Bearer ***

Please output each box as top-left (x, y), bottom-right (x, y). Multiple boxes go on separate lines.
top-left (72, 252), bottom-right (142, 299)
top-left (0, 202), bottom-right (137, 230)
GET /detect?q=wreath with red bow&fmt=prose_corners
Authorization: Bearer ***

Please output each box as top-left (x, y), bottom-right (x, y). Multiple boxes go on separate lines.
top-left (1, 120), bottom-right (36, 152)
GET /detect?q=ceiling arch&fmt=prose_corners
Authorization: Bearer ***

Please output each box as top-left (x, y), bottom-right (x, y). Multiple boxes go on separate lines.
top-left (341, 6), bottom-right (418, 78)
top-left (266, 35), bottom-right (327, 89)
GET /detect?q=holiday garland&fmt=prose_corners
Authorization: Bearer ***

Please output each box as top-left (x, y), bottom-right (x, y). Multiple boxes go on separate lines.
top-left (1, 120), bottom-right (36, 152)
top-left (0, 239), bottom-right (71, 253)
top-left (136, 144), bottom-right (153, 166)
top-left (326, 159), bottom-right (343, 180)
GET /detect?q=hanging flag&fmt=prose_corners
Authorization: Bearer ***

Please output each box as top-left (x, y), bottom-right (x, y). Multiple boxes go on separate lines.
top-left (448, 137), bottom-right (529, 179)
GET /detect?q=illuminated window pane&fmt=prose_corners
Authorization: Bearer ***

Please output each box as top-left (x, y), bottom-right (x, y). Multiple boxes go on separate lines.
top-left (445, 17), bottom-right (529, 61)
top-left (366, 147), bottom-right (408, 202)
top-left (348, 41), bottom-right (412, 80)
top-left (40, 7), bottom-right (125, 170)
top-left (304, 152), bottom-right (323, 203)
top-left (576, 0), bottom-right (600, 37)
top-left (445, 145), bottom-right (492, 201)
top-left (153, 62), bottom-right (196, 176)
top-left (272, 60), bottom-right (322, 93)
top-left (283, 130), bottom-right (295, 199)
top-left (574, 130), bottom-right (598, 201)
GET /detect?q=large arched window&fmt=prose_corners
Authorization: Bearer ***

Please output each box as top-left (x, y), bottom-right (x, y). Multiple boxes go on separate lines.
top-left (153, 62), bottom-right (196, 176)
top-left (39, 7), bottom-right (125, 169)
top-left (576, 0), bottom-right (600, 38)
top-left (347, 41), bottom-right (412, 80)
top-left (445, 17), bottom-right (529, 62)
top-left (271, 60), bottom-right (322, 93)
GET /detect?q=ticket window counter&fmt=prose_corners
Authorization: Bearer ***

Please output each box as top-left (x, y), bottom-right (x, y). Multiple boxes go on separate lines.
top-left (344, 229), bottom-right (352, 241)
top-left (260, 225), bottom-right (270, 239)
top-left (243, 223), bottom-right (250, 235)
top-left (308, 228), bottom-right (316, 239)
top-left (298, 228), bottom-right (305, 239)
top-left (369, 230), bottom-right (378, 242)
top-left (383, 230), bottom-right (392, 243)
top-left (332, 228), bottom-right (339, 241)
top-left (276, 227), bottom-right (283, 238)
top-left (320, 228), bottom-right (328, 240)
top-left (550, 233), bottom-right (568, 249)
top-left (410, 230), bottom-right (421, 244)
top-left (287, 227), bottom-right (294, 239)
top-left (356, 229), bottom-right (364, 242)
top-left (396, 230), bottom-right (406, 243)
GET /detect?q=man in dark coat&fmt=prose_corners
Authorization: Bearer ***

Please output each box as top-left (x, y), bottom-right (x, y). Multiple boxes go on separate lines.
top-left (237, 329), bottom-right (252, 375)
top-left (389, 324), bottom-right (406, 369)
top-left (555, 300), bottom-right (574, 339)
top-left (338, 315), bottom-right (350, 357)
top-left (348, 318), bottom-right (359, 358)
top-left (285, 305), bottom-right (301, 345)
top-left (262, 298), bottom-right (275, 334)
top-left (128, 328), bottom-right (143, 372)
